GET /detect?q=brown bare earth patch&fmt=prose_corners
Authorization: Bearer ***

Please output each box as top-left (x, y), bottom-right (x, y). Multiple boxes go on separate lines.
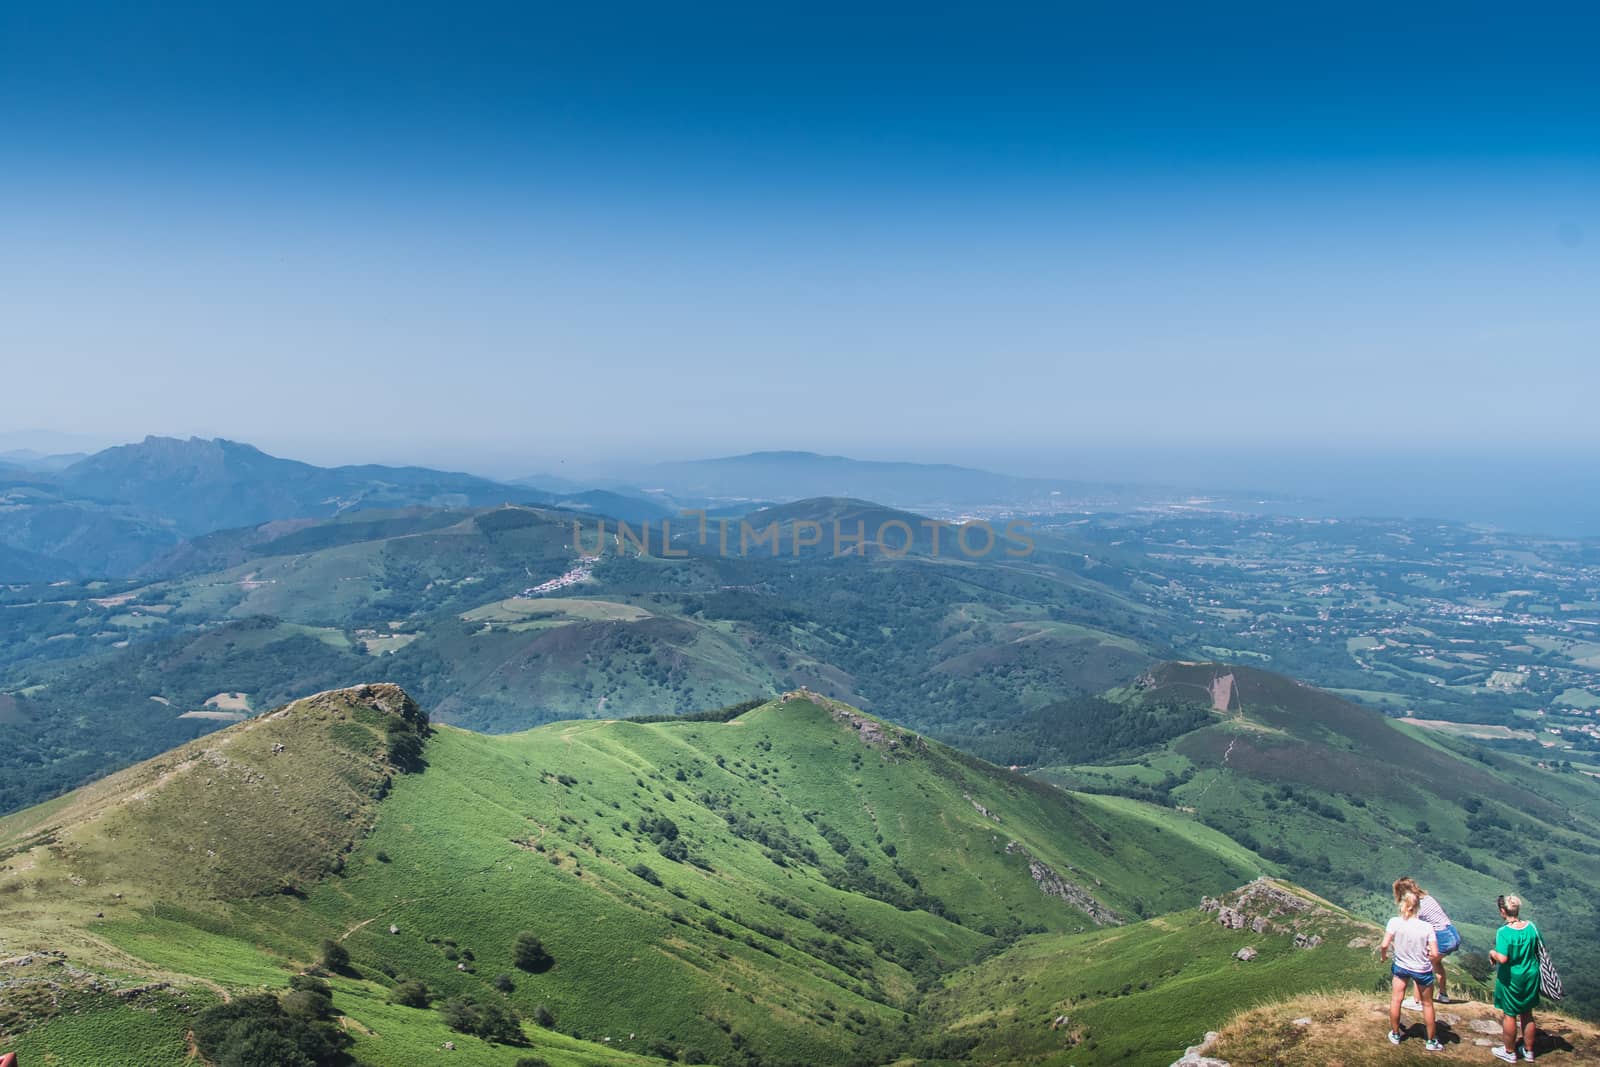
top-left (1400, 717), bottom-right (1538, 742)
top-left (1210, 671), bottom-right (1237, 712)
top-left (1212, 991), bottom-right (1600, 1066)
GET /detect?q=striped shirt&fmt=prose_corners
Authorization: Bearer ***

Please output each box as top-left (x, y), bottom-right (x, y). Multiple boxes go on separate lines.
top-left (1417, 893), bottom-right (1452, 931)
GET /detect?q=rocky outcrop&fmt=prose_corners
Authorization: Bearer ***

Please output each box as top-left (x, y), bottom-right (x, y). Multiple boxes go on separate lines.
top-left (1201, 878), bottom-right (1328, 942)
top-left (1004, 840), bottom-right (1121, 925)
top-left (784, 688), bottom-right (924, 755)
top-left (966, 794), bottom-right (1002, 823)
top-left (1171, 1031), bottom-right (1229, 1067)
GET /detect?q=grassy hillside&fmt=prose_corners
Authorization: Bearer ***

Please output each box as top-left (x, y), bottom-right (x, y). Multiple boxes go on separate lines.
top-left (1035, 661), bottom-right (1600, 1015)
top-left (0, 683), bottom-right (429, 949)
top-left (917, 879), bottom-right (1471, 1067)
top-left (1, 686), bottom-right (1263, 1066)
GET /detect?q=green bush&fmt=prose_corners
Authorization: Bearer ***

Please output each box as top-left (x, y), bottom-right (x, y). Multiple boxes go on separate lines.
top-left (439, 990), bottom-right (523, 1044)
top-left (512, 931), bottom-right (553, 972)
top-left (388, 979), bottom-right (430, 1008)
top-left (316, 938), bottom-right (349, 973)
top-left (193, 992), bottom-right (350, 1067)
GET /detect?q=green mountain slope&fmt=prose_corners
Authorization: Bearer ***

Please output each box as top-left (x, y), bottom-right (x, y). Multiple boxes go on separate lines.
top-left (1036, 661), bottom-right (1600, 1014)
top-left (0, 480), bottom-right (182, 577)
top-left (919, 878), bottom-right (1452, 1066)
top-left (0, 686), bottom-right (1266, 1066)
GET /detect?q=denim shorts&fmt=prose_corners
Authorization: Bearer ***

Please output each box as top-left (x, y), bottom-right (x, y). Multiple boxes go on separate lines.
top-left (1393, 964), bottom-right (1436, 986)
top-left (1436, 923), bottom-right (1461, 956)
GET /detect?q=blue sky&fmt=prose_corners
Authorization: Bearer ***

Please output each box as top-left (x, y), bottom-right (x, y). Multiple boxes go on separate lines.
top-left (2, 1), bottom-right (1597, 478)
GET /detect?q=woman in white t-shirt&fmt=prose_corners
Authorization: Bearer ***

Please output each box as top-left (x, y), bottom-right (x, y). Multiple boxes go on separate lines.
top-left (1396, 876), bottom-right (1463, 1003)
top-left (1381, 890), bottom-right (1443, 1050)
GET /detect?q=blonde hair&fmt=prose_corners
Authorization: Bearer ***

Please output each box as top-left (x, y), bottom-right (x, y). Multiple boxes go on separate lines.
top-left (1503, 894), bottom-right (1522, 918)
top-left (1400, 891), bottom-right (1419, 919)
top-left (1393, 876), bottom-right (1425, 904)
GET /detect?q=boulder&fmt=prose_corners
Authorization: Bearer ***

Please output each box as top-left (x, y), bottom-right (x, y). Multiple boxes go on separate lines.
top-left (1171, 1031), bottom-right (1229, 1067)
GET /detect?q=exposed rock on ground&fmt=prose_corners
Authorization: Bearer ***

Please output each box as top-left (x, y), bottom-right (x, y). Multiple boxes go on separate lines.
top-left (1201, 879), bottom-right (1337, 943)
top-left (1003, 840), bottom-right (1121, 925)
top-left (1171, 1030), bottom-right (1229, 1067)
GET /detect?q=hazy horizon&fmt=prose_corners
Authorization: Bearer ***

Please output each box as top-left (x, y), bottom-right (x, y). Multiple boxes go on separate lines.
top-left (5, 5), bottom-right (1598, 457)
top-left (9, 426), bottom-right (1600, 538)
top-left (4, 3), bottom-right (1598, 529)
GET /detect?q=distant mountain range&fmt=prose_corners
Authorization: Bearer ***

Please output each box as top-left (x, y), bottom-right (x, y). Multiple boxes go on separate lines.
top-left (59, 436), bottom-right (532, 536)
top-left (0, 448), bottom-right (89, 473)
top-left (628, 450), bottom-right (1101, 511)
top-left (0, 437), bottom-right (562, 579)
top-left (0, 437), bottom-right (1248, 581)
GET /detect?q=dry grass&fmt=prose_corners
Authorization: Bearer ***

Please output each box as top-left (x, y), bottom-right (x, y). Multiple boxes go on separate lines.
top-left (1213, 991), bottom-right (1600, 1065)
top-left (0, 683), bottom-right (418, 959)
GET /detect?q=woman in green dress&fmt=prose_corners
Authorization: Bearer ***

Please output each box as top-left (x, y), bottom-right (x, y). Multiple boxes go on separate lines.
top-left (1488, 893), bottom-right (1540, 1063)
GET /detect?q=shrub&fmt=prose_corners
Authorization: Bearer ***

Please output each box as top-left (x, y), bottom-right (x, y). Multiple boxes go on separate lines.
top-left (193, 993), bottom-right (350, 1067)
top-left (493, 973), bottom-right (515, 993)
top-left (281, 988), bottom-right (332, 1022)
top-left (287, 974), bottom-right (331, 998)
top-left (389, 980), bottom-right (430, 1008)
top-left (533, 1003), bottom-right (556, 1028)
top-left (385, 717), bottom-right (428, 772)
top-left (388, 730), bottom-right (425, 770)
top-left (440, 990), bottom-right (523, 1044)
top-left (316, 939), bottom-right (349, 973)
top-left (630, 862), bottom-right (663, 886)
top-left (513, 931), bottom-right (553, 972)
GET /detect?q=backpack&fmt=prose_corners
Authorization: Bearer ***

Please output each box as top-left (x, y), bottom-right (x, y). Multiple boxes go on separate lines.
top-left (1535, 928), bottom-right (1564, 1002)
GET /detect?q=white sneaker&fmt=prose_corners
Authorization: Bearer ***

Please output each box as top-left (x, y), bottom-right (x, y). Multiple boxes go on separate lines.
top-left (1521, 1050), bottom-right (1534, 1062)
top-left (1493, 1049), bottom-right (1520, 1063)
top-left (1403, 997), bottom-right (1424, 1010)
top-left (1389, 1031), bottom-right (1403, 1045)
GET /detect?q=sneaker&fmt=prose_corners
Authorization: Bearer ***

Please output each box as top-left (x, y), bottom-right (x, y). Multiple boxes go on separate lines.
top-left (1426, 1039), bottom-right (1445, 1052)
top-left (1389, 1031), bottom-right (1403, 1045)
top-left (1436, 994), bottom-right (1456, 1004)
top-left (1404, 997), bottom-right (1424, 1010)
top-left (1521, 1050), bottom-right (1534, 1062)
top-left (1493, 1049), bottom-right (1520, 1063)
